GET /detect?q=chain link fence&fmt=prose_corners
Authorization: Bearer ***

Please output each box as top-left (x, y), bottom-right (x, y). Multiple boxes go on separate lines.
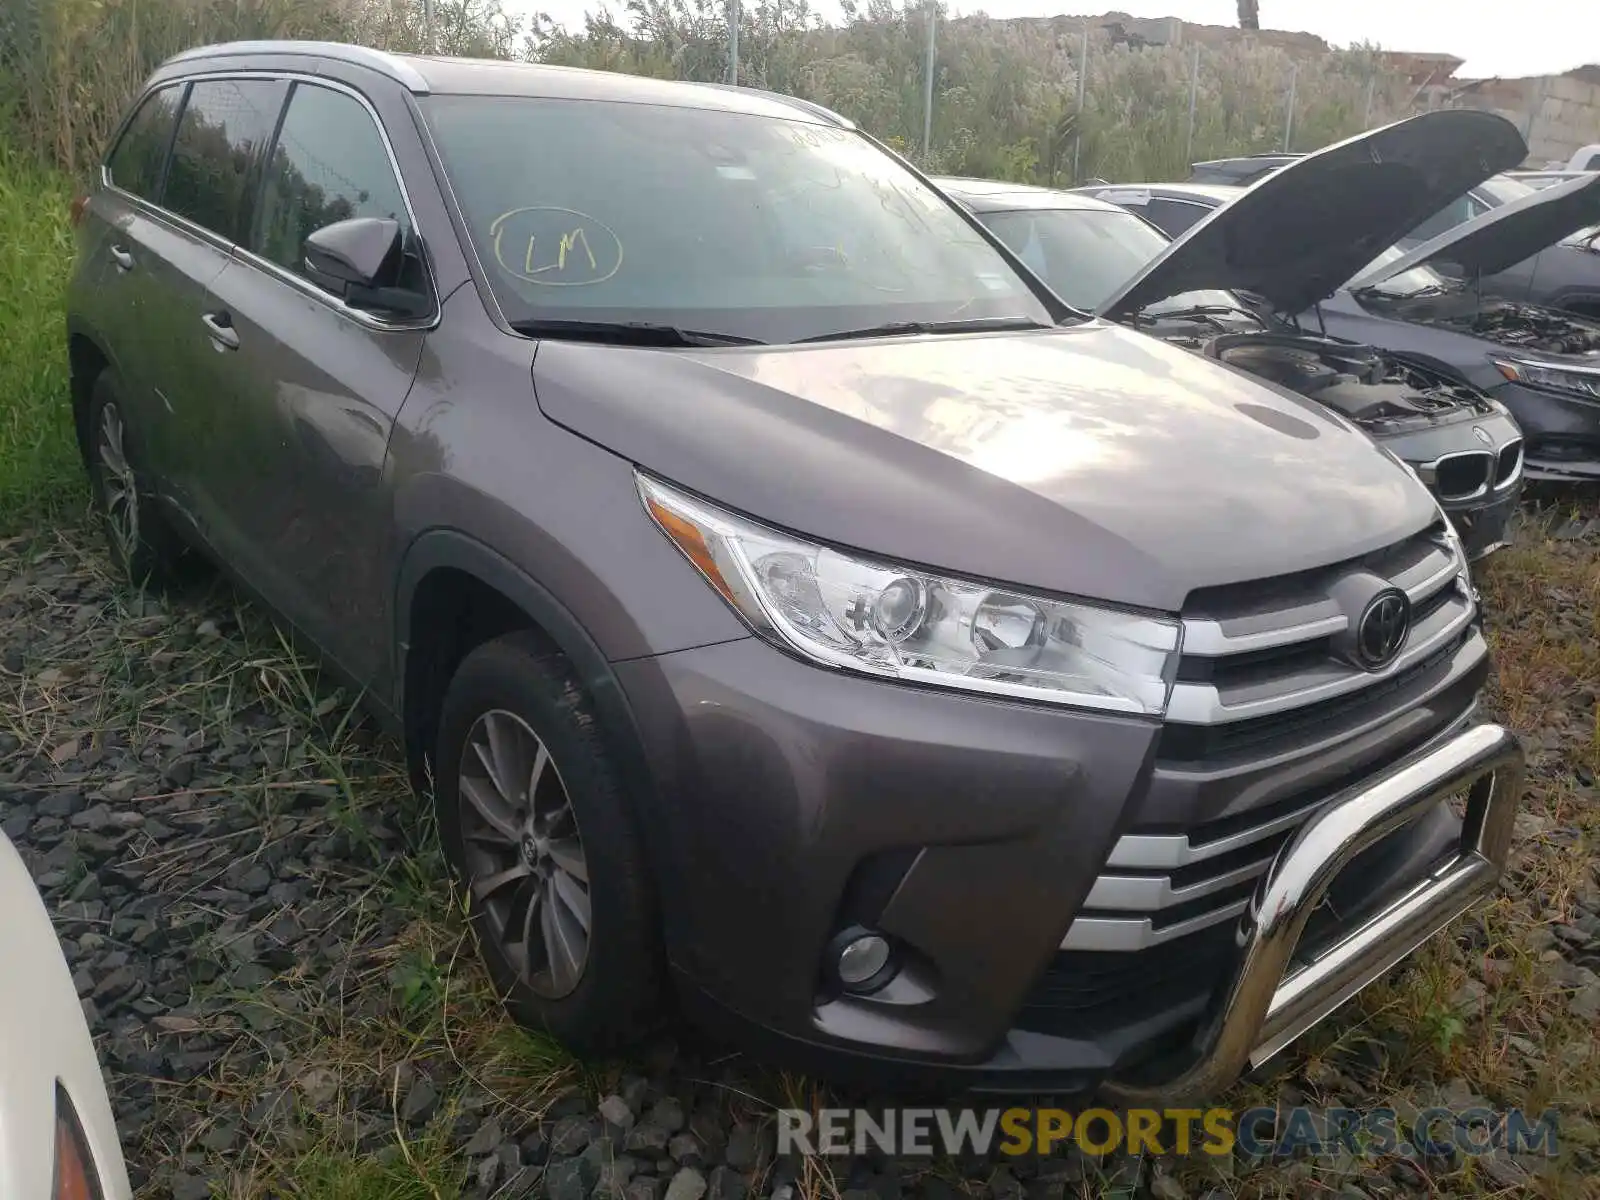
top-left (6, 0), bottom-right (1591, 181)
top-left (530, 1), bottom-right (1586, 187)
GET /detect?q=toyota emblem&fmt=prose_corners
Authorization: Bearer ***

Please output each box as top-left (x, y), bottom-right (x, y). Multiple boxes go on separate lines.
top-left (1355, 588), bottom-right (1411, 670)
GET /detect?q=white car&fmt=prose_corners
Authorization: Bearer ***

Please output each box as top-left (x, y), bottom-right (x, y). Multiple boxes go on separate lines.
top-left (0, 830), bottom-right (131, 1199)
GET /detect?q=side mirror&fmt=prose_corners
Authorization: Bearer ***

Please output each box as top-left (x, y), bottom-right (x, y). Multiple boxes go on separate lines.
top-left (304, 216), bottom-right (403, 291)
top-left (302, 217), bottom-right (430, 319)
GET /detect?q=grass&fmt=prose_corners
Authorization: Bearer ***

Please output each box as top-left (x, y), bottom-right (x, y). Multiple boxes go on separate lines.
top-left (0, 145), bottom-right (79, 530)
top-left (0, 529), bottom-right (589, 1197)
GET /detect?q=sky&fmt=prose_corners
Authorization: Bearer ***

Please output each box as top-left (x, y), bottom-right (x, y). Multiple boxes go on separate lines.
top-left (501, 0), bottom-right (1600, 80)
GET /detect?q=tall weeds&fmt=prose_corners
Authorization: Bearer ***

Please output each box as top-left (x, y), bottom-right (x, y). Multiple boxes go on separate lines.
top-left (0, 0), bottom-right (499, 177)
top-left (0, 143), bottom-right (76, 526)
top-left (4, 0), bottom-right (1424, 185)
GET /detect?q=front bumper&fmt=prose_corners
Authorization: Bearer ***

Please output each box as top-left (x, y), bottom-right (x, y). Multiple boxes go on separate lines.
top-left (1445, 480), bottom-right (1520, 560)
top-left (1104, 721), bottom-right (1522, 1104)
top-left (619, 633), bottom-right (1520, 1100)
top-left (1492, 380), bottom-right (1600, 481)
top-left (1380, 409), bottom-right (1524, 558)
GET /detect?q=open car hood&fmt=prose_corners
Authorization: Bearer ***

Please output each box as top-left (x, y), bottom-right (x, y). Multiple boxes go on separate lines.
top-left (1349, 170), bottom-right (1600, 289)
top-left (1101, 109), bottom-right (1527, 320)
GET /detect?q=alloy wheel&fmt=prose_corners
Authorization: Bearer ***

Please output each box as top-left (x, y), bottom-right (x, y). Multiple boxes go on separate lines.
top-left (96, 401), bottom-right (139, 565)
top-left (458, 709), bottom-right (592, 998)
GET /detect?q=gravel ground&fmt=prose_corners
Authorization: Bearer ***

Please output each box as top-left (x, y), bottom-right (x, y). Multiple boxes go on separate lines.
top-left (1, 508), bottom-right (1597, 1200)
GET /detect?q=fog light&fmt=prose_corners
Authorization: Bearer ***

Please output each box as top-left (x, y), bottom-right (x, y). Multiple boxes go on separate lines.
top-left (837, 932), bottom-right (892, 988)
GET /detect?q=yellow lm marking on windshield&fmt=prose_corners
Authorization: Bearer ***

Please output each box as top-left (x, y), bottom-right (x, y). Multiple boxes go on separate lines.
top-left (523, 227), bottom-right (598, 276)
top-left (489, 206), bottom-right (624, 286)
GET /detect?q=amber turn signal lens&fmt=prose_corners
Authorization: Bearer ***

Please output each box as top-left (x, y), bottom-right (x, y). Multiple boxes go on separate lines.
top-left (644, 493), bottom-right (738, 605)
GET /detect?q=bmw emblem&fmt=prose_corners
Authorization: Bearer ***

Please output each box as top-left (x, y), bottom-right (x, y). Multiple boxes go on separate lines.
top-left (1472, 426), bottom-right (1492, 446)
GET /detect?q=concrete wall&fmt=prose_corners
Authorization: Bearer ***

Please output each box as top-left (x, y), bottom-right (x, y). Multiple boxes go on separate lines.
top-left (1454, 73), bottom-right (1600, 166)
top-left (1527, 74), bottom-right (1600, 165)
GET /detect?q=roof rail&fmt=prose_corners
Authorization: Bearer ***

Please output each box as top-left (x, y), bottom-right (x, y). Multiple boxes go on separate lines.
top-left (162, 40), bottom-right (431, 93)
top-left (697, 81), bottom-right (854, 129)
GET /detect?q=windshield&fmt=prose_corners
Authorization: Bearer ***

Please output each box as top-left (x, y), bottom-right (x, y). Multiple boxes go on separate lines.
top-left (421, 95), bottom-right (1054, 343)
top-left (978, 206), bottom-right (1239, 315)
top-left (1354, 243), bottom-right (1454, 297)
top-left (1477, 175), bottom-right (1537, 207)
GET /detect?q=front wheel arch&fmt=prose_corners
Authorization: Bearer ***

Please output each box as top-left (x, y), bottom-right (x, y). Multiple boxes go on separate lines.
top-left (67, 329), bottom-right (114, 468)
top-left (394, 530), bottom-right (676, 930)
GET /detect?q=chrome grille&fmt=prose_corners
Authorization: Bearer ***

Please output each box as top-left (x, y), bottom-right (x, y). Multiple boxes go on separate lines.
top-left (1063, 523), bottom-right (1477, 953)
top-left (1431, 451), bottom-right (1494, 502)
top-left (1166, 528), bottom-right (1470, 727)
top-left (1495, 438), bottom-right (1524, 488)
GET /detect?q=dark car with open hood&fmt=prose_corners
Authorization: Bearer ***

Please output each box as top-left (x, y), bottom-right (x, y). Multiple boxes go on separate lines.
top-left (1083, 161), bottom-right (1600, 484)
top-left (1184, 155), bottom-right (1600, 318)
top-left (944, 108), bottom-right (1534, 559)
top-left (1341, 173), bottom-right (1600, 479)
top-left (66, 47), bottom-right (1524, 1101)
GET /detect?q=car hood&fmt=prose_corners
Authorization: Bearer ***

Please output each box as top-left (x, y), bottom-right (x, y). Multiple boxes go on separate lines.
top-left (1101, 109), bottom-right (1528, 321)
top-left (1349, 170), bottom-right (1600, 288)
top-left (533, 323), bottom-right (1438, 613)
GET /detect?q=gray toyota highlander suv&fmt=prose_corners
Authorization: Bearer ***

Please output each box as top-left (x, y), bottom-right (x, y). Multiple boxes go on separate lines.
top-left (66, 42), bottom-right (1525, 1099)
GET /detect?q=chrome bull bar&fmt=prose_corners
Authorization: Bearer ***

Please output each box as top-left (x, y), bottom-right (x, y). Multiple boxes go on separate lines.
top-left (1104, 722), bottom-right (1524, 1106)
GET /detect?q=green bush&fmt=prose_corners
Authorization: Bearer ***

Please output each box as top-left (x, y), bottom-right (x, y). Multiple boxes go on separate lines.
top-left (0, 0), bottom-right (519, 177)
top-left (0, 147), bottom-right (78, 530)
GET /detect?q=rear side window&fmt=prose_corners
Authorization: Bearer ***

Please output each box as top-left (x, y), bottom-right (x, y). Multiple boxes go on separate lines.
top-left (105, 85), bottom-right (183, 199)
top-left (1147, 198), bottom-right (1211, 237)
top-left (253, 83), bottom-right (410, 281)
top-left (163, 78), bottom-right (286, 240)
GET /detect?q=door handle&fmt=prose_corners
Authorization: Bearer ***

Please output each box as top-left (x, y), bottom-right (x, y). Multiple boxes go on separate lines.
top-left (201, 312), bottom-right (240, 351)
top-left (109, 245), bottom-right (134, 271)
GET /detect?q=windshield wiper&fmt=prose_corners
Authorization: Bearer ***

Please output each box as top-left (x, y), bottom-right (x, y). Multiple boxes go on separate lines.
top-left (1388, 283), bottom-right (1454, 299)
top-left (508, 319), bottom-right (765, 347)
top-left (1132, 303), bottom-right (1255, 326)
top-left (795, 316), bottom-right (1054, 343)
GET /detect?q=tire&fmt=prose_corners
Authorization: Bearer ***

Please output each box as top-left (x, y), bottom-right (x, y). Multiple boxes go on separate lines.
top-left (434, 631), bottom-right (662, 1053)
top-left (86, 372), bottom-right (187, 585)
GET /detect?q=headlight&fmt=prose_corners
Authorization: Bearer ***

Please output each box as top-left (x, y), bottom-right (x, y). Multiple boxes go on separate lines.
top-left (1492, 357), bottom-right (1600, 401)
top-left (53, 1085), bottom-right (104, 1200)
top-left (638, 474), bottom-right (1180, 714)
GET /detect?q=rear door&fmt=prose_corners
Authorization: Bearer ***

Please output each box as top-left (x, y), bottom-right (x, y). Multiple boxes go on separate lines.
top-left (82, 83), bottom-right (198, 490)
top-left (149, 76), bottom-right (289, 530)
top-left (191, 78), bottom-right (431, 678)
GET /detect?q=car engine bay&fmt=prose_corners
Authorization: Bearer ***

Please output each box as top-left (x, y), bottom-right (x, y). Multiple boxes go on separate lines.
top-left (1365, 292), bottom-right (1600, 357)
top-left (1437, 303), bottom-right (1600, 356)
top-left (1152, 327), bottom-right (1497, 433)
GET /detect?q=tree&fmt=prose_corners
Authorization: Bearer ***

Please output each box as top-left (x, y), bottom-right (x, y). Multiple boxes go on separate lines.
top-left (1238, 1), bottom-right (1260, 31)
